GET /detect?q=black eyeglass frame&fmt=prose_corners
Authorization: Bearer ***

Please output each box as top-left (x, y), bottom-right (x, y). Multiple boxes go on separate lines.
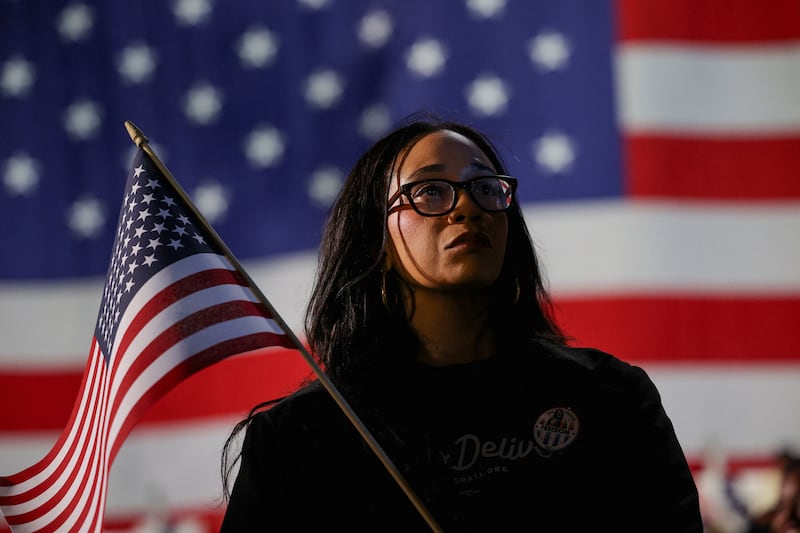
top-left (387, 175), bottom-right (518, 217)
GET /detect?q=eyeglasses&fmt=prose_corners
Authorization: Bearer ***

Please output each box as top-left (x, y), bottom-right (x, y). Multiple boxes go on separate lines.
top-left (387, 175), bottom-right (517, 217)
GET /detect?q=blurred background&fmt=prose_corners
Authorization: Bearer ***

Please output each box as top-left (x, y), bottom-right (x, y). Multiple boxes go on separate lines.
top-left (1, 0), bottom-right (799, 531)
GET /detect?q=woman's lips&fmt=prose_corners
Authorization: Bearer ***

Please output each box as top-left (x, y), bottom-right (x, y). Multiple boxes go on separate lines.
top-left (446, 231), bottom-right (492, 249)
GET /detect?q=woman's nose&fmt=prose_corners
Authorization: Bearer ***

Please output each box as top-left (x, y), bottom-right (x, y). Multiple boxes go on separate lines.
top-left (447, 189), bottom-right (482, 222)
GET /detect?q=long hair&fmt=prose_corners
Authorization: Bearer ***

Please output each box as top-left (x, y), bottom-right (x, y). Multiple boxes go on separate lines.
top-left (222, 113), bottom-right (566, 499)
top-left (305, 113), bottom-right (565, 392)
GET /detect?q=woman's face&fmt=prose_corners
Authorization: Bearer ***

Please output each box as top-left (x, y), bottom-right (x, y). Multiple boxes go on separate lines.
top-left (386, 129), bottom-right (509, 292)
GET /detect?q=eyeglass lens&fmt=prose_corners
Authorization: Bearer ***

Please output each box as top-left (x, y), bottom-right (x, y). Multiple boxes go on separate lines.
top-left (407, 177), bottom-right (513, 215)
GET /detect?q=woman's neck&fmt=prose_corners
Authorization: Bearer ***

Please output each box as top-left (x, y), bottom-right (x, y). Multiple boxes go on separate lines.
top-left (405, 290), bottom-right (495, 367)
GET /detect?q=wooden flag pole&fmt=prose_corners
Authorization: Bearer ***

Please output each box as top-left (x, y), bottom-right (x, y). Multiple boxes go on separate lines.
top-left (124, 121), bottom-right (445, 533)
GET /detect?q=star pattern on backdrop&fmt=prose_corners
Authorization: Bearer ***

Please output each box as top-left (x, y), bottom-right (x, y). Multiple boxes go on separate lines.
top-left (0, 0), bottom-right (613, 279)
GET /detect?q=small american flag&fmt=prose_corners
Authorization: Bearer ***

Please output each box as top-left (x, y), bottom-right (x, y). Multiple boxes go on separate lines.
top-left (0, 144), bottom-right (292, 532)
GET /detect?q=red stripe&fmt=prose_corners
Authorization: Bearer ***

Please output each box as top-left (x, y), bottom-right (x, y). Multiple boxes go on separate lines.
top-left (687, 454), bottom-right (785, 477)
top-left (140, 345), bottom-right (309, 423)
top-left (554, 295), bottom-right (800, 363)
top-left (0, 347), bottom-right (309, 431)
top-left (88, 506), bottom-right (224, 533)
top-left (625, 135), bottom-right (800, 199)
top-left (616, 0), bottom-right (800, 42)
top-left (0, 371), bottom-right (82, 431)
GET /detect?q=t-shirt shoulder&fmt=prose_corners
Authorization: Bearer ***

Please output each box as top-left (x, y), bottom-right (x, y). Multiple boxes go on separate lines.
top-left (533, 339), bottom-right (654, 393)
top-left (248, 380), bottom-right (338, 431)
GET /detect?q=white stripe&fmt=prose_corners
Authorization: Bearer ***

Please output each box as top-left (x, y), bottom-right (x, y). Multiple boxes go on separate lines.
top-left (646, 363), bottom-right (800, 456)
top-left (0, 253), bottom-right (237, 365)
top-left (523, 200), bottom-right (800, 296)
top-left (2, 202), bottom-right (798, 364)
top-left (0, 280), bottom-right (101, 364)
top-left (616, 42), bottom-right (800, 133)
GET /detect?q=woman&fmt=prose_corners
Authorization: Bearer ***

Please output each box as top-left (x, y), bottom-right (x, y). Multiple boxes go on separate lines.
top-left (220, 115), bottom-right (702, 531)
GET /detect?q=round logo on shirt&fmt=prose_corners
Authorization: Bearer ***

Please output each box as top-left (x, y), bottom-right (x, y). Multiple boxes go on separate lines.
top-left (533, 407), bottom-right (579, 454)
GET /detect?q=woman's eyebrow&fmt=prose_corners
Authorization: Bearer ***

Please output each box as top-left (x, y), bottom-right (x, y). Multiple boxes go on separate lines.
top-left (408, 164), bottom-right (446, 179)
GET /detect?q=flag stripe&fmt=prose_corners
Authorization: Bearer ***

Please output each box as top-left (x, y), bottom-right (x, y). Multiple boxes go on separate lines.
top-left (616, 0), bottom-right (800, 42)
top-left (1, 202), bottom-right (797, 363)
top-left (555, 296), bottom-right (800, 363)
top-left (525, 202), bottom-right (800, 295)
top-left (616, 43), bottom-right (800, 134)
top-left (648, 364), bottom-right (800, 453)
top-left (625, 135), bottom-right (800, 199)
top-left (0, 348), bottom-right (310, 431)
top-left (0, 372), bottom-right (85, 430)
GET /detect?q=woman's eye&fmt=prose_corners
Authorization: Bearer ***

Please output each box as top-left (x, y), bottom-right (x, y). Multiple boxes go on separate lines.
top-left (412, 183), bottom-right (445, 198)
top-left (474, 181), bottom-right (503, 198)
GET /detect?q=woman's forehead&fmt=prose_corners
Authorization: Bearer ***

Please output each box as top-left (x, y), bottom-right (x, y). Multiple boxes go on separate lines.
top-left (395, 130), bottom-right (494, 176)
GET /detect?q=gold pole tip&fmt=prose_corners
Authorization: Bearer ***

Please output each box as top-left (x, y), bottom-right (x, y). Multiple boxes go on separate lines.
top-left (124, 121), bottom-right (148, 147)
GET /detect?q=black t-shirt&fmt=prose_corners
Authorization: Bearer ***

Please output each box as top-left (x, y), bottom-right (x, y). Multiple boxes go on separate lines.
top-left (221, 340), bottom-right (702, 532)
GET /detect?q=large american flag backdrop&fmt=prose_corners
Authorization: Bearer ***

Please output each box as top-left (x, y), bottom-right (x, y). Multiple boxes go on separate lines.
top-left (1, 0), bottom-right (798, 531)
